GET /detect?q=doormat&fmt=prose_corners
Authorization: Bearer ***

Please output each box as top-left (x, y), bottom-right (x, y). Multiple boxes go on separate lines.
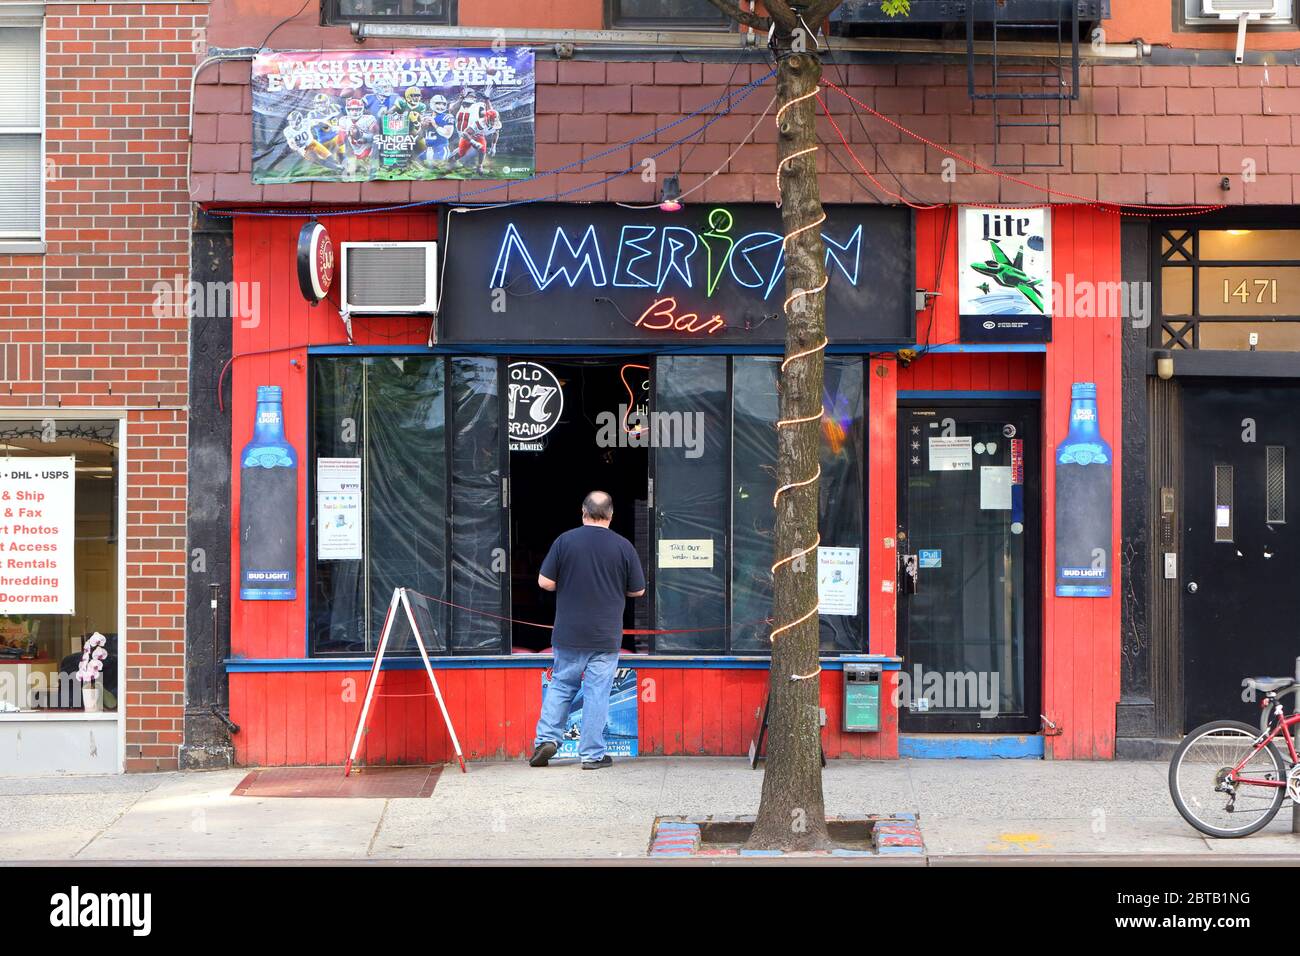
top-left (232, 766), bottom-right (441, 799)
top-left (648, 813), bottom-right (924, 858)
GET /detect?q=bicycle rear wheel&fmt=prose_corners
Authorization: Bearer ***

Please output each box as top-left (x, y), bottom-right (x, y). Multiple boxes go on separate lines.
top-left (1169, 720), bottom-right (1286, 839)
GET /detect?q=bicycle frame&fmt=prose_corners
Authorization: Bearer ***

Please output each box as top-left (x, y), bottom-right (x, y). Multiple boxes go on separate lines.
top-left (1232, 705), bottom-right (1300, 788)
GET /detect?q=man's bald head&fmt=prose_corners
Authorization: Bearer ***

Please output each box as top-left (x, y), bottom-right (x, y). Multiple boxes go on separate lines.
top-left (582, 490), bottom-right (614, 523)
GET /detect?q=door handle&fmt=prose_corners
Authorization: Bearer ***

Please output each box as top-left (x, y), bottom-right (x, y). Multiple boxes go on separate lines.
top-left (1187, 581), bottom-right (1198, 594)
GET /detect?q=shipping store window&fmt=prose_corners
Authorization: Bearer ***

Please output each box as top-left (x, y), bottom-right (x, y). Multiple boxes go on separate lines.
top-left (0, 21), bottom-right (42, 244)
top-left (607, 0), bottom-right (733, 28)
top-left (323, 0), bottom-right (455, 24)
top-left (0, 420), bottom-right (120, 714)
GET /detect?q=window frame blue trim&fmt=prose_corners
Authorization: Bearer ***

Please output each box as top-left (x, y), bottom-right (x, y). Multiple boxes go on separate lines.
top-left (227, 654), bottom-right (902, 673)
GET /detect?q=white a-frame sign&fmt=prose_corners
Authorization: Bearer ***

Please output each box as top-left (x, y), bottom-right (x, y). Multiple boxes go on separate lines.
top-left (345, 587), bottom-right (466, 775)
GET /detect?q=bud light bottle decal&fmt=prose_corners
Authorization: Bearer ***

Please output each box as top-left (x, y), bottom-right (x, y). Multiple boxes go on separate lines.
top-left (1055, 382), bottom-right (1112, 597)
top-left (240, 385), bottom-right (298, 600)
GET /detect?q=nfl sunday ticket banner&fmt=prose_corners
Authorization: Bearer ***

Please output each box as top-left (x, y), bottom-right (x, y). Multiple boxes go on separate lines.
top-left (251, 48), bottom-right (536, 185)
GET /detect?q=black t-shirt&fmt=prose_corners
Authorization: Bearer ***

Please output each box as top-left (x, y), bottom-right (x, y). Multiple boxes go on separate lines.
top-left (539, 524), bottom-right (647, 651)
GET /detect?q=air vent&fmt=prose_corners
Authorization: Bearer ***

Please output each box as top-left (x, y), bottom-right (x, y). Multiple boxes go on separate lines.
top-left (340, 242), bottom-right (438, 315)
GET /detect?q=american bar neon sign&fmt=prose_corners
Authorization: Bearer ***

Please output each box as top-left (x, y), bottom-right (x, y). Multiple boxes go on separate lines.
top-left (488, 207), bottom-right (863, 302)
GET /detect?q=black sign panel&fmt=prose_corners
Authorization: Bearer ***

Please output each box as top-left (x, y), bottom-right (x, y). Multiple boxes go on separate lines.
top-left (439, 203), bottom-right (914, 345)
top-left (959, 313), bottom-right (1053, 344)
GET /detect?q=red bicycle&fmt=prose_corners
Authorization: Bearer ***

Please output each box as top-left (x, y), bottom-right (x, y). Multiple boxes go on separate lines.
top-left (1169, 677), bottom-right (1300, 838)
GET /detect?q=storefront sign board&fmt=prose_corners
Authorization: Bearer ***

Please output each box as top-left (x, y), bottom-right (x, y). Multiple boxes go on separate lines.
top-left (958, 205), bottom-right (1052, 343)
top-left (253, 48), bottom-right (535, 184)
top-left (440, 204), bottom-right (915, 345)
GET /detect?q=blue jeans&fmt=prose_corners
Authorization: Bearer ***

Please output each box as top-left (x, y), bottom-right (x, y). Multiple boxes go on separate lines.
top-left (534, 647), bottom-right (621, 763)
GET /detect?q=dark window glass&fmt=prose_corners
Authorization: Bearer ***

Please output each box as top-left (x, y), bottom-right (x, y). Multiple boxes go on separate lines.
top-left (653, 355), bottom-right (728, 653)
top-left (310, 357), bottom-right (447, 656)
top-left (612, 0), bottom-right (730, 26)
top-left (310, 360), bottom-right (366, 655)
top-left (326, 0), bottom-right (451, 24)
top-left (731, 357), bottom-right (781, 653)
top-left (817, 358), bottom-right (867, 652)
top-left (449, 357), bottom-right (506, 653)
top-left (730, 357), bottom-right (866, 654)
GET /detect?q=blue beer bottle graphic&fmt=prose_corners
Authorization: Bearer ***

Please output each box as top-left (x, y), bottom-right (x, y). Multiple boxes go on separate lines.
top-left (1054, 382), bottom-right (1112, 597)
top-left (239, 385), bottom-right (298, 600)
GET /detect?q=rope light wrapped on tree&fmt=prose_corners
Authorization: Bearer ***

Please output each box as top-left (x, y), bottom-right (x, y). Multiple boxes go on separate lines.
top-left (702, 0), bottom-right (845, 853)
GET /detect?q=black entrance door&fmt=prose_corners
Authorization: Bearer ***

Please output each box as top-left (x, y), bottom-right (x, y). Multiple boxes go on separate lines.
top-left (1182, 382), bottom-right (1300, 731)
top-left (897, 402), bottom-right (1042, 733)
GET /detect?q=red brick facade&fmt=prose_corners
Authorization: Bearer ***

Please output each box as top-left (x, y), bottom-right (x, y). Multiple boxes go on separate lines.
top-left (0, 3), bottom-right (202, 771)
top-left (194, 59), bottom-right (1300, 208)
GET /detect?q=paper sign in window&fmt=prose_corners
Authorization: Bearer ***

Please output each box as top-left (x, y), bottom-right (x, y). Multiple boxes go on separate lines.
top-left (980, 465), bottom-right (1013, 510)
top-left (817, 547), bottom-right (860, 616)
top-left (658, 539), bottom-right (714, 568)
top-left (928, 436), bottom-right (972, 471)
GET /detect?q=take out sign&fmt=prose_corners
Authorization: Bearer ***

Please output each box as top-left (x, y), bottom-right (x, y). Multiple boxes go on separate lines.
top-left (658, 539), bottom-right (714, 569)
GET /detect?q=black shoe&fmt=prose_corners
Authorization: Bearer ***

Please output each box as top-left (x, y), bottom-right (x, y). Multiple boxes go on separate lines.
top-left (529, 741), bottom-right (558, 767)
top-left (581, 755), bottom-right (613, 770)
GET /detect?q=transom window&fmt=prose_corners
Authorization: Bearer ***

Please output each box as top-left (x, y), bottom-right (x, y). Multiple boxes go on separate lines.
top-left (1158, 226), bottom-right (1300, 352)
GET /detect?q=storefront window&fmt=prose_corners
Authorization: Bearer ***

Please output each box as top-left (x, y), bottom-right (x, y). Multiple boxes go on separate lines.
top-left (653, 356), bottom-right (728, 653)
top-left (731, 358), bottom-right (867, 653)
top-left (310, 358), bottom-right (448, 656)
top-left (310, 354), bottom-right (867, 658)
top-left (0, 419), bottom-right (119, 713)
top-left (731, 358), bottom-right (783, 652)
top-left (448, 357), bottom-right (506, 653)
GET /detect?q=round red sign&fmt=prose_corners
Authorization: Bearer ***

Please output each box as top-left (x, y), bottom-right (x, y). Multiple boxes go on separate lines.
top-left (297, 221), bottom-right (334, 304)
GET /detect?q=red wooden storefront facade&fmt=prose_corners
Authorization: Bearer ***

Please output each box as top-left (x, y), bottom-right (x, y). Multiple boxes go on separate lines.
top-left (220, 202), bottom-right (1121, 765)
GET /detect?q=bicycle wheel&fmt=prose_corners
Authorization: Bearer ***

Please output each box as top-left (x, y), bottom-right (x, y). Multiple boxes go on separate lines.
top-left (1170, 720), bottom-right (1286, 838)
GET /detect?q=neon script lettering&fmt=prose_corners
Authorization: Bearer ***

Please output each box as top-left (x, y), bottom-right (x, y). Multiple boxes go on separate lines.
top-left (635, 297), bottom-right (725, 335)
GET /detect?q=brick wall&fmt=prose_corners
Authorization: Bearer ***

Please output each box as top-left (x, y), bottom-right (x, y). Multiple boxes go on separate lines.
top-left (194, 59), bottom-right (1300, 207)
top-left (0, 3), bottom-right (203, 771)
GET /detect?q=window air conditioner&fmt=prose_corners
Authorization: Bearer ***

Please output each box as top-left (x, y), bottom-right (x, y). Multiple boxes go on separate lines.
top-left (1201, 0), bottom-right (1277, 15)
top-left (340, 241), bottom-right (438, 316)
top-left (1200, 0), bottom-right (1279, 63)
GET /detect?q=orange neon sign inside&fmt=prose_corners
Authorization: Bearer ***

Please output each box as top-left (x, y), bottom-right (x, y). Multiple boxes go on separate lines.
top-left (635, 296), bottom-right (726, 336)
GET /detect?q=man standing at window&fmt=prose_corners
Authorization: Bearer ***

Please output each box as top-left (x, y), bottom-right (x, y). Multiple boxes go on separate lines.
top-left (530, 490), bottom-right (646, 770)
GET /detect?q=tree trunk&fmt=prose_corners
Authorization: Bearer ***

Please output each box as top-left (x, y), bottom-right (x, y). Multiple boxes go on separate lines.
top-left (746, 46), bottom-right (831, 852)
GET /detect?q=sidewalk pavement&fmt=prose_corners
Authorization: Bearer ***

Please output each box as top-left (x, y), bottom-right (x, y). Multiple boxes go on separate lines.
top-left (3, 757), bottom-right (1300, 864)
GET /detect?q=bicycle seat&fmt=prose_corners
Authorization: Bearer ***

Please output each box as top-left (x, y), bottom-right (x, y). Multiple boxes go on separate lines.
top-left (1244, 677), bottom-right (1296, 693)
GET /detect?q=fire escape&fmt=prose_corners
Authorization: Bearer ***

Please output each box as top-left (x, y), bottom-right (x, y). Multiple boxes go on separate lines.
top-left (966, 0), bottom-right (1085, 167)
top-left (833, 1), bottom-right (1107, 169)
